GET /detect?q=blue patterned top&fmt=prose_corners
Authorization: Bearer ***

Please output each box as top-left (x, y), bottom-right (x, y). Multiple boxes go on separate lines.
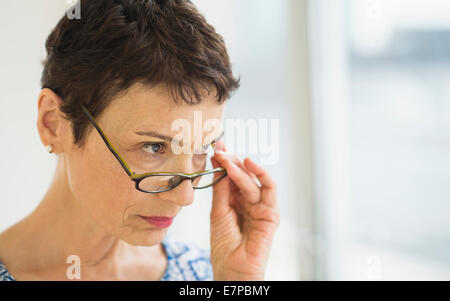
top-left (0, 234), bottom-right (213, 281)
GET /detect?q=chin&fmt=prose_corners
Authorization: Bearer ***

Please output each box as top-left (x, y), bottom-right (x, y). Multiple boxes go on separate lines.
top-left (118, 227), bottom-right (167, 247)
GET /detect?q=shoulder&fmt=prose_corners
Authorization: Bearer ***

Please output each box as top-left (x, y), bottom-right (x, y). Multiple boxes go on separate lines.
top-left (160, 235), bottom-right (213, 281)
top-left (0, 261), bottom-right (15, 281)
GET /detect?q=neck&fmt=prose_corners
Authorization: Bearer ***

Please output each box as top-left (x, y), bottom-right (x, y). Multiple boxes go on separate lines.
top-left (0, 154), bottom-right (161, 279)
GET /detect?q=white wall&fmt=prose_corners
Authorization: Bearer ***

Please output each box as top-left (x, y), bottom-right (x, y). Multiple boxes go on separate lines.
top-left (0, 0), bottom-right (69, 231)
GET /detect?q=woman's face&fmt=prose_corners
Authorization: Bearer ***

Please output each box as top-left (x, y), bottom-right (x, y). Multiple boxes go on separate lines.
top-left (64, 83), bottom-right (225, 246)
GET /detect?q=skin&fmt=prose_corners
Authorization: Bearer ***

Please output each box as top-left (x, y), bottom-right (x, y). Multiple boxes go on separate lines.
top-left (0, 83), bottom-right (279, 280)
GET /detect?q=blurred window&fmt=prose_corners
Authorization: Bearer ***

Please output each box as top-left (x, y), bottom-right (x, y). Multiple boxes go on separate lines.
top-left (345, 0), bottom-right (450, 279)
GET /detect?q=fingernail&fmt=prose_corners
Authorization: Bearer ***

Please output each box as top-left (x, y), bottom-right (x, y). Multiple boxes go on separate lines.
top-left (229, 160), bottom-right (240, 171)
top-left (215, 140), bottom-right (224, 151)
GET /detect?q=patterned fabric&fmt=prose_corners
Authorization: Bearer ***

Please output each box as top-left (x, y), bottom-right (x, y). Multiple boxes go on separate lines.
top-left (160, 234), bottom-right (213, 281)
top-left (0, 261), bottom-right (14, 281)
top-left (0, 234), bottom-right (213, 281)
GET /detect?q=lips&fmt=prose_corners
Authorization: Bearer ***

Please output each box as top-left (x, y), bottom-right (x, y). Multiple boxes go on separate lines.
top-left (140, 216), bottom-right (174, 228)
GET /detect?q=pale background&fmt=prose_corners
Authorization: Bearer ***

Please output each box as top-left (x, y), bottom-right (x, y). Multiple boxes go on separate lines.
top-left (0, 0), bottom-right (449, 280)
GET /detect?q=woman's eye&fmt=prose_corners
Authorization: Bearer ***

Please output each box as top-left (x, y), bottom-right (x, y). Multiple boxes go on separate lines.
top-left (142, 143), bottom-right (166, 154)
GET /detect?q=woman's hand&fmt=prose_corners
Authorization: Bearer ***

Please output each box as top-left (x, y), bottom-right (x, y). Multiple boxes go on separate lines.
top-left (209, 140), bottom-right (280, 281)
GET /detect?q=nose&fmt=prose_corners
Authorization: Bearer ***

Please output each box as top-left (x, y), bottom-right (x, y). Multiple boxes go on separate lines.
top-left (158, 155), bottom-right (196, 206)
top-left (159, 176), bottom-right (195, 207)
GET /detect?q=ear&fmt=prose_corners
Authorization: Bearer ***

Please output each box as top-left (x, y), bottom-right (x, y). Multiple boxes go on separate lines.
top-left (36, 88), bottom-right (69, 154)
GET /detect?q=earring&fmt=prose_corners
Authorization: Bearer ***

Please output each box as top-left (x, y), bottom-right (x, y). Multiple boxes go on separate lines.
top-left (45, 144), bottom-right (54, 154)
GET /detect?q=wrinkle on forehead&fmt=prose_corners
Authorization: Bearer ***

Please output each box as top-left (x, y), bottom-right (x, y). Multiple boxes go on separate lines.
top-left (98, 83), bottom-right (225, 141)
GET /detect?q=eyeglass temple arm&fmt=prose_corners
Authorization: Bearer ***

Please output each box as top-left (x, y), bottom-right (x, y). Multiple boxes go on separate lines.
top-left (210, 131), bottom-right (224, 149)
top-left (81, 105), bottom-right (134, 177)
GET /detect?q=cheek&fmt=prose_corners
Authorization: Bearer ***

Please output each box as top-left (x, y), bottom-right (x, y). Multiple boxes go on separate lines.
top-left (65, 144), bottom-right (137, 231)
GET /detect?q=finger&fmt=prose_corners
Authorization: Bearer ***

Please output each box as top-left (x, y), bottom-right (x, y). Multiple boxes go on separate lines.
top-left (211, 155), bottom-right (219, 169)
top-left (215, 153), bottom-right (261, 204)
top-left (243, 157), bottom-right (277, 208)
top-left (211, 156), bottom-right (226, 181)
top-left (214, 140), bottom-right (259, 186)
top-left (214, 149), bottom-right (257, 180)
top-left (211, 156), bottom-right (230, 186)
top-left (214, 140), bottom-right (225, 152)
top-left (210, 157), bottom-right (232, 219)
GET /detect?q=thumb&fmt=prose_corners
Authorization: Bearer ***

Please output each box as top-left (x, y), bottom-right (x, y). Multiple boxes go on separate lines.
top-left (210, 156), bottom-right (231, 220)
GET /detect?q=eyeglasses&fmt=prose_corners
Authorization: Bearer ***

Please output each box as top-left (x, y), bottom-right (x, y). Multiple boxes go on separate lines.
top-left (81, 105), bottom-right (227, 193)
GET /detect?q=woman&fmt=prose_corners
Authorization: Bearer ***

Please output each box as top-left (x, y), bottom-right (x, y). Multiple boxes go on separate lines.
top-left (0, 0), bottom-right (279, 281)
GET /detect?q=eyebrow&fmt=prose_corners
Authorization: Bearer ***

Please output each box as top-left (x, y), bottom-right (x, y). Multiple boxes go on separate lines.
top-left (135, 130), bottom-right (224, 149)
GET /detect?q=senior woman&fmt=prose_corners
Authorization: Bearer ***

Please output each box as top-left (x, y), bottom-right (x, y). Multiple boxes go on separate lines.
top-left (0, 0), bottom-right (279, 281)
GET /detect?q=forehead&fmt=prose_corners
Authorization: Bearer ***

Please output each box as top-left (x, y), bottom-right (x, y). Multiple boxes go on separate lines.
top-left (99, 83), bottom-right (225, 136)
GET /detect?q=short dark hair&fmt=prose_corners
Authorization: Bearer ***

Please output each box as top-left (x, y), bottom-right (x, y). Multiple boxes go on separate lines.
top-left (41, 0), bottom-right (240, 147)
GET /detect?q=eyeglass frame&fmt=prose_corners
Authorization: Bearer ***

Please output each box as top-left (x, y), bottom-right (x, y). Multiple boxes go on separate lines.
top-left (80, 104), bottom-right (228, 194)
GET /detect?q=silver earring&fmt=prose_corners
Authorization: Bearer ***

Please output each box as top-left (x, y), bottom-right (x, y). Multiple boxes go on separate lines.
top-left (45, 144), bottom-right (54, 154)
